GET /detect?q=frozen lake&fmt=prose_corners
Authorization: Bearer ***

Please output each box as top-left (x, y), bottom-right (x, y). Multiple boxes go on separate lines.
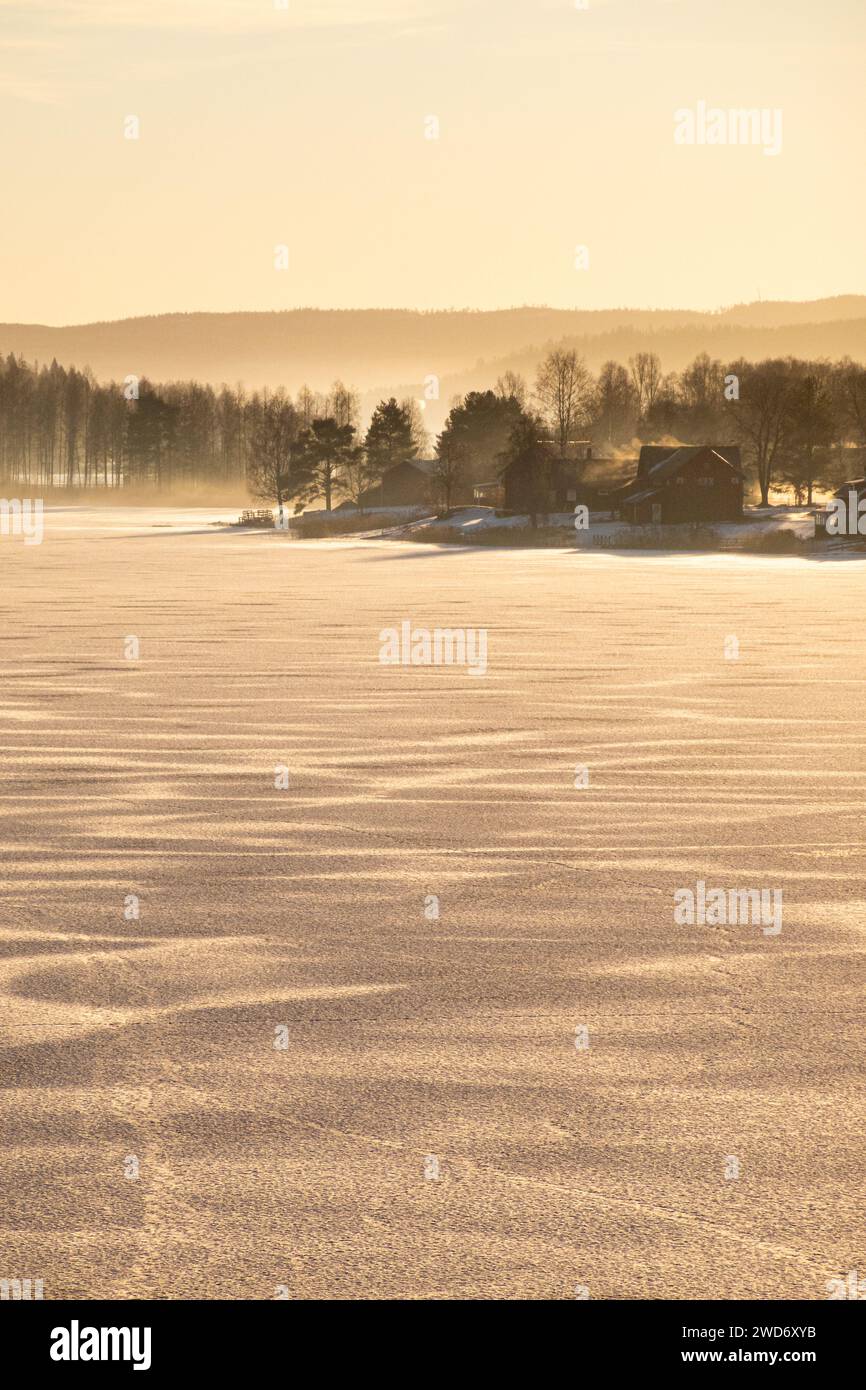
top-left (1, 507), bottom-right (864, 1298)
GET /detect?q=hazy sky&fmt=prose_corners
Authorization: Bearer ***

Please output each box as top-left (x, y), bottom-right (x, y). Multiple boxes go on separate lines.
top-left (1, 0), bottom-right (864, 323)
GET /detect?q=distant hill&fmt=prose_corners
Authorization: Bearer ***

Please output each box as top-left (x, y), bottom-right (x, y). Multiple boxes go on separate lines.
top-left (1, 298), bottom-right (864, 434)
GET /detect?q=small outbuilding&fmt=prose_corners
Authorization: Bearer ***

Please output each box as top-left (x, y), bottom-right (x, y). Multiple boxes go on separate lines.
top-left (360, 458), bottom-right (439, 509)
top-left (473, 480), bottom-right (504, 507)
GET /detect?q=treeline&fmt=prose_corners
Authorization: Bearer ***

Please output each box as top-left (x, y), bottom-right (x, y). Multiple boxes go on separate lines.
top-left (1, 349), bottom-right (865, 507)
top-left (0, 355), bottom-right (427, 495)
top-left (0, 357), bottom-right (242, 489)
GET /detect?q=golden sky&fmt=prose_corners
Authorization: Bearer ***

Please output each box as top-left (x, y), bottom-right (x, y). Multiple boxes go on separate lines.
top-left (1, 0), bottom-right (864, 323)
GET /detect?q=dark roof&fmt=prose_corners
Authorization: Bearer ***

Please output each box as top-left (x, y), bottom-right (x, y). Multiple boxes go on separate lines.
top-left (623, 487), bottom-right (660, 507)
top-left (716, 445), bottom-right (742, 470)
top-left (637, 445), bottom-right (677, 475)
top-left (381, 457), bottom-right (437, 477)
top-left (638, 444), bottom-right (742, 479)
top-left (642, 445), bottom-right (743, 484)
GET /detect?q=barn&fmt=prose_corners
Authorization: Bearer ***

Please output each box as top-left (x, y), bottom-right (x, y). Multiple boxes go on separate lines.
top-left (618, 445), bottom-right (743, 525)
top-left (360, 458), bottom-right (439, 509)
